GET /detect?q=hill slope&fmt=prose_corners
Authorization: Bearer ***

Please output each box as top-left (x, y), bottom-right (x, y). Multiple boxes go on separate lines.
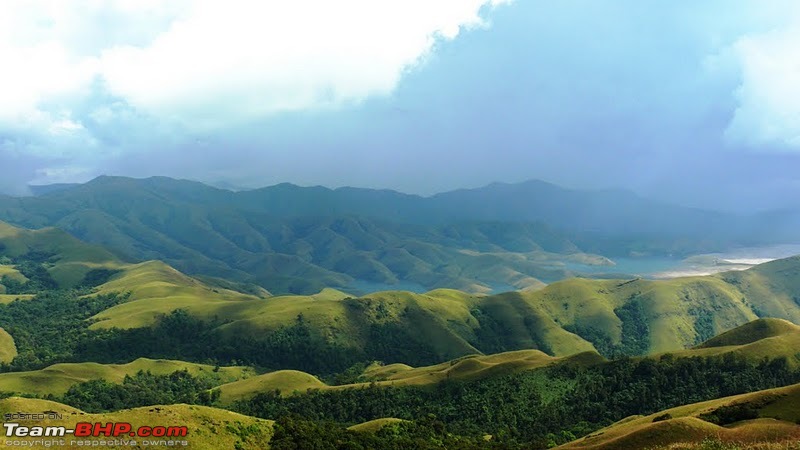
top-left (0, 358), bottom-right (253, 396)
top-left (216, 317), bottom-right (800, 404)
top-left (558, 382), bottom-right (800, 450)
top-left (216, 349), bottom-right (604, 404)
top-left (2, 219), bottom-right (800, 378)
top-left (0, 397), bottom-right (273, 449)
top-left (88, 258), bottom-right (800, 366)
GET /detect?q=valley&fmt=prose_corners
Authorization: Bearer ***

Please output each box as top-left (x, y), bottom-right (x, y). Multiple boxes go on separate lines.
top-left (0, 215), bottom-right (799, 448)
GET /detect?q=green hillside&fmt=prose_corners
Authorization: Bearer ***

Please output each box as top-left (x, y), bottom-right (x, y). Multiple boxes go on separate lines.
top-left (84, 259), bottom-right (800, 371)
top-left (0, 327), bottom-right (16, 363)
top-left (663, 318), bottom-right (800, 367)
top-left (348, 418), bottom-right (408, 433)
top-left (219, 317), bottom-right (800, 404)
top-left (557, 382), bottom-right (800, 450)
top-left (3, 217), bottom-right (800, 378)
top-left (216, 349), bottom-right (603, 404)
top-left (0, 358), bottom-right (253, 396)
top-left (0, 397), bottom-right (273, 450)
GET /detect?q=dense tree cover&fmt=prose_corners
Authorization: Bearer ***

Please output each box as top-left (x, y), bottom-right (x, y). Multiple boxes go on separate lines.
top-left (234, 354), bottom-right (800, 448)
top-left (0, 256), bottom-right (59, 294)
top-left (561, 299), bottom-right (651, 358)
top-left (76, 311), bottom-right (364, 374)
top-left (77, 310), bottom-right (456, 375)
top-left (77, 268), bottom-right (122, 289)
top-left (58, 369), bottom-right (219, 413)
top-left (0, 290), bottom-right (125, 371)
top-left (269, 414), bottom-right (512, 450)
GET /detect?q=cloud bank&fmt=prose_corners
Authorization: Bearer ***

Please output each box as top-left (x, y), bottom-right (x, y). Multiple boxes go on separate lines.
top-left (0, 0), bottom-right (799, 212)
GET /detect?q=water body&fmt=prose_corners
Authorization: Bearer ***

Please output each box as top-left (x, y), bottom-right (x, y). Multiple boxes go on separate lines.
top-left (343, 243), bottom-right (800, 295)
top-left (565, 257), bottom-right (683, 279)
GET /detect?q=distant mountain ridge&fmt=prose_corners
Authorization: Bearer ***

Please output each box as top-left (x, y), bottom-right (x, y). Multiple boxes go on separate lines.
top-left (0, 176), bottom-right (792, 294)
top-left (23, 176), bottom-right (732, 233)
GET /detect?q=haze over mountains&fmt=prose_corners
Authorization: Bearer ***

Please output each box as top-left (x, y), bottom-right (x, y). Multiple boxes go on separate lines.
top-left (1, 176), bottom-right (797, 295)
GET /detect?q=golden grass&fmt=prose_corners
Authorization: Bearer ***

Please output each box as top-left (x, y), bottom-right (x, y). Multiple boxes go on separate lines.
top-left (0, 294), bottom-right (34, 304)
top-left (0, 264), bottom-right (26, 282)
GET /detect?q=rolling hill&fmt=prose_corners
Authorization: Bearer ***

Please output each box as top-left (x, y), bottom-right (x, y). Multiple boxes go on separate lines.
top-left (0, 397), bottom-right (273, 450)
top-left (665, 318), bottom-right (800, 367)
top-left (0, 358), bottom-right (253, 396)
top-left (85, 258), bottom-right (800, 368)
top-left (557, 382), bottom-right (800, 450)
top-left (216, 349), bottom-right (604, 404)
top-left (4, 218), bottom-right (800, 375)
top-left (217, 317), bottom-right (800, 404)
top-left (0, 176), bottom-right (759, 294)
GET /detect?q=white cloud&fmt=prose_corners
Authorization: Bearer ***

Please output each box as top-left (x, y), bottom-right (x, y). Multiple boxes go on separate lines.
top-left (0, 0), bottom-right (509, 137)
top-left (99, 0), bottom-right (509, 128)
top-left (725, 16), bottom-right (800, 150)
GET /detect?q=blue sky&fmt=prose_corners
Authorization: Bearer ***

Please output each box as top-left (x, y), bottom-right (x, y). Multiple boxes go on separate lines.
top-left (0, 1), bottom-right (799, 212)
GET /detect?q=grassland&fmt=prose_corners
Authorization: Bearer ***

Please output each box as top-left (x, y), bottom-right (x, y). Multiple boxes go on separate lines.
top-left (4, 218), bottom-right (800, 369)
top-left (662, 318), bottom-right (800, 367)
top-left (0, 264), bottom-right (26, 281)
top-left (89, 260), bottom-right (266, 329)
top-left (0, 358), bottom-right (254, 396)
top-left (83, 257), bottom-right (800, 365)
top-left (0, 326), bottom-right (16, 363)
top-left (217, 317), bottom-right (800, 405)
top-left (557, 382), bottom-right (800, 450)
top-left (348, 418), bottom-right (408, 432)
top-left (217, 349), bottom-right (604, 404)
top-left (0, 397), bottom-right (273, 449)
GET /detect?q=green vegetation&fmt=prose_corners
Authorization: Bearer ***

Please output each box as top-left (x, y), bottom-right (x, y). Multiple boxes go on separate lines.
top-left (0, 289), bottom-right (125, 371)
top-left (0, 177), bottom-right (636, 295)
top-left (0, 218), bottom-right (799, 448)
top-left (60, 369), bottom-right (220, 412)
top-left (0, 327), bottom-right (16, 363)
top-left (0, 397), bottom-right (274, 450)
top-left (559, 381), bottom-right (800, 449)
top-left (0, 358), bottom-right (252, 397)
top-left (269, 414), bottom-right (508, 449)
top-left (232, 353), bottom-right (800, 448)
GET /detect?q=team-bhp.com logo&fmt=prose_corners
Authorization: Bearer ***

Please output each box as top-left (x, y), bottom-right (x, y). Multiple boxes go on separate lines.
top-left (4, 421), bottom-right (188, 437)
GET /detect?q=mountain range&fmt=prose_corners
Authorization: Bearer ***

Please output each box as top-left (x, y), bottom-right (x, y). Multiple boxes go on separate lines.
top-left (1, 176), bottom-right (795, 294)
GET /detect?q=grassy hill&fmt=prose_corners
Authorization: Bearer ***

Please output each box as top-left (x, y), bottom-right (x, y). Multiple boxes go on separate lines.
top-left (0, 216), bottom-right (784, 373)
top-left (348, 418), bottom-right (408, 432)
top-left (216, 349), bottom-right (604, 404)
top-left (85, 259), bottom-right (800, 367)
top-left (0, 397), bottom-right (273, 449)
top-left (0, 220), bottom-right (121, 289)
top-left (2, 217), bottom-right (800, 384)
top-left (218, 316), bottom-right (800, 405)
top-left (0, 327), bottom-right (16, 363)
top-left (662, 318), bottom-right (800, 367)
top-left (0, 358), bottom-right (253, 396)
top-left (557, 382), bottom-right (800, 450)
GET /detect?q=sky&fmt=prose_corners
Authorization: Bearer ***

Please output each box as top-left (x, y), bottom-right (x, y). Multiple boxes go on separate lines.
top-left (0, 0), bottom-right (799, 212)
